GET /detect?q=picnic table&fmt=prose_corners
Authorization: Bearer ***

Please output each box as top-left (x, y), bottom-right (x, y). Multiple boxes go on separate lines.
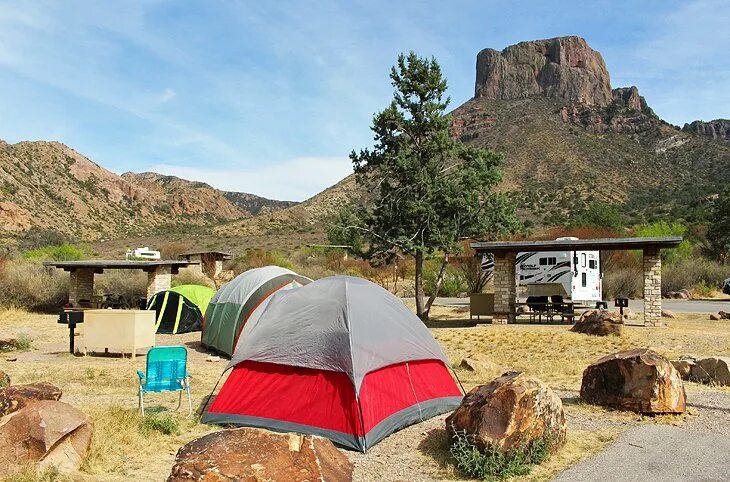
top-left (511, 302), bottom-right (594, 324)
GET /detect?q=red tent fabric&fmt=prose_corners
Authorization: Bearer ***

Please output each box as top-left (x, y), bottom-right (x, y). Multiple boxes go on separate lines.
top-left (203, 276), bottom-right (463, 451)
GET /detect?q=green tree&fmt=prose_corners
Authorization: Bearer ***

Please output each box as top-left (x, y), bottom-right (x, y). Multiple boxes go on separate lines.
top-left (571, 202), bottom-right (624, 229)
top-left (707, 188), bottom-right (730, 261)
top-left (338, 52), bottom-right (519, 320)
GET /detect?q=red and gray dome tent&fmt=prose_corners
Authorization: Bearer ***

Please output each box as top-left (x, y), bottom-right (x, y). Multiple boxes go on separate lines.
top-left (203, 276), bottom-right (463, 452)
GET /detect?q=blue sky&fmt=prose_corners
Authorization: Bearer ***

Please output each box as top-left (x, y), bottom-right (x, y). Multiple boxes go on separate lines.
top-left (0, 1), bottom-right (727, 201)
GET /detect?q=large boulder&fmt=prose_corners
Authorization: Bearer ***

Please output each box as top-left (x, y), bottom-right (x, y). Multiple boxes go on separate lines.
top-left (671, 356), bottom-right (696, 380)
top-left (168, 428), bottom-right (353, 481)
top-left (445, 371), bottom-right (566, 454)
top-left (570, 310), bottom-right (623, 336)
top-left (580, 348), bottom-right (685, 413)
top-left (459, 353), bottom-right (500, 372)
top-left (0, 382), bottom-right (62, 417)
top-left (0, 400), bottom-right (93, 477)
top-left (690, 357), bottom-right (730, 386)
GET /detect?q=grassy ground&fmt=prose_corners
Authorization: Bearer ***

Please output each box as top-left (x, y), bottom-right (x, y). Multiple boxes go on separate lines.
top-left (0, 305), bottom-right (728, 481)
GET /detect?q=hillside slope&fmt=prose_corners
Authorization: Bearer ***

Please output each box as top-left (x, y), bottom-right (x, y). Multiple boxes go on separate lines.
top-left (0, 141), bottom-right (294, 241)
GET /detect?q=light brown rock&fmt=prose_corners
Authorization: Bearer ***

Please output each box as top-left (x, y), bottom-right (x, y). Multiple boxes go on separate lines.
top-left (661, 309), bottom-right (676, 319)
top-left (445, 371), bottom-right (566, 453)
top-left (710, 314), bottom-right (721, 321)
top-left (459, 353), bottom-right (499, 372)
top-left (571, 310), bottom-right (623, 336)
top-left (0, 382), bottom-right (62, 417)
top-left (167, 427), bottom-right (353, 481)
top-left (690, 357), bottom-right (730, 386)
top-left (671, 359), bottom-right (695, 380)
top-left (0, 400), bottom-right (93, 477)
top-left (581, 348), bottom-right (686, 413)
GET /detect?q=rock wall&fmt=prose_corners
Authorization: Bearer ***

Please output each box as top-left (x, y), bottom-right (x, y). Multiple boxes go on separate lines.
top-left (475, 36), bottom-right (613, 106)
top-left (683, 119), bottom-right (730, 141)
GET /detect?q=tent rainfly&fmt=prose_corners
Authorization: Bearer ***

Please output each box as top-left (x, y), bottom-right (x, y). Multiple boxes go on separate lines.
top-left (202, 266), bottom-right (311, 357)
top-left (146, 284), bottom-right (215, 334)
top-left (203, 275), bottom-right (463, 452)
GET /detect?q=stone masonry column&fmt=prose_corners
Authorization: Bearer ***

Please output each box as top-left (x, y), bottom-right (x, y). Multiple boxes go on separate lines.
top-left (643, 247), bottom-right (662, 327)
top-left (147, 265), bottom-right (172, 300)
top-left (68, 268), bottom-right (94, 306)
top-left (492, 251), bottom-right (516, 324)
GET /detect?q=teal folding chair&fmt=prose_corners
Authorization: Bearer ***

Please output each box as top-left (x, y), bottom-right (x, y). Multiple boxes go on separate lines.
top-left (137, 346), bottom-right (192, 417)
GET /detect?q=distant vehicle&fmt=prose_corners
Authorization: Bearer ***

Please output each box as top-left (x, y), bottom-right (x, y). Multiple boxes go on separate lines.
top-left (723, 278), bottom-right (730, 295)
top-left (125, 247), bottom-right (161, 260)
top-left (481, 237), bottom-right (602, 305)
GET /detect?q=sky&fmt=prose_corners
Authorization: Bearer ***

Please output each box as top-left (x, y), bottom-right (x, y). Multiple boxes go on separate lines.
top-left (0, 0), bottom-right (727, 201)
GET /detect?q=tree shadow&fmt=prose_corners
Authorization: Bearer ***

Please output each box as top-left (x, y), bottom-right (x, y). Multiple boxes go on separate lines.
top-left (184, 340), bottom-right (214, 355)
top-left (417, 427), bottom-right (452, 470)
top-left (425, 319), bottom-right (479, 329)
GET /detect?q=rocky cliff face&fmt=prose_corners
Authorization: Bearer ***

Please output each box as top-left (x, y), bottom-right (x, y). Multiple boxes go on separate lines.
top-left (475, 36), bottom-right (613, 106)
top-left (682, 119), bottom-right (730, 141)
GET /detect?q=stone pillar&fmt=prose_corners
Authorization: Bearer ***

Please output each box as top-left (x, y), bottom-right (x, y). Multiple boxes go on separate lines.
top-left (643, 247), bottom-right (662, 327)
top-left (147, 265), bottom-right (172, 299)
top-left (69, 268), bottom-right (95, 306)
top-left (492, 251), bottom-right (516, 324)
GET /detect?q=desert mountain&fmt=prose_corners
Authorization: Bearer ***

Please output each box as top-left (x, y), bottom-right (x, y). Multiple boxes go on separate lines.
top-left (0, 140), bottom-right (294, 241)
top-left (227, 35), bottom-right (728, 238)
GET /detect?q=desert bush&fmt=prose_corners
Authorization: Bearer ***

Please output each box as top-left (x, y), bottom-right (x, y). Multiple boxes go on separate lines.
top-left (5, 465), bottom-right (68, 482)
top-left (227, 248), bottom-right (293, 274)
top-left (95, 270), bottom-right (147, 306)
top-left (603, 267), bottom-right (643, 299)
top-left (0, 260), bottom-right (69, 312)
top-left (449, 429), bottom-right (551, 480)
top-left (424, 260), bottom-right (468, 297)
top-left (663, 258), bottom-right (729, 295)
top-left (17, 227), bottom-right (71, 251)
top-left (22, 243), bottom-right (87, 261)
top-left (634, 221), bottom-right (693, 264)
top-left (171, 269), bottom-right (215, 288)
top-left (159, 241), bottom-right (190, 260)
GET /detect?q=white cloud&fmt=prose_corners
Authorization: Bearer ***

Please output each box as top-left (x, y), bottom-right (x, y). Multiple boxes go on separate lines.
top-left (147, 156), bottom-right (353, 202)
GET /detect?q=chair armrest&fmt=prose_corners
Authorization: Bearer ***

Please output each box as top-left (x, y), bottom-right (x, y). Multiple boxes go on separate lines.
top-left (137, 370), bottom-right (145, 380)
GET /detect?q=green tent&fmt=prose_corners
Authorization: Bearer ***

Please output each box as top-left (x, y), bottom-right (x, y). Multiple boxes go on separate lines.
top-left (147, 284), bottom-right (216, 334)
top-left (171, 284), bottom-right (215, 317)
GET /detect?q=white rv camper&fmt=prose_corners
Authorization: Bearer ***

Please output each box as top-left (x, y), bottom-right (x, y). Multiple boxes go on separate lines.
top-left (125, 247), bottom-right (161, 260)
top-left (480, 237), bottom-right (602, 304)
top-left (516, 237), bottom-right (601, 304)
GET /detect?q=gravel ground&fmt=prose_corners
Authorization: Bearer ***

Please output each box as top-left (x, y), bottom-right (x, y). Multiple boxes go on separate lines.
top-left (348, 386), bottom-right (730, 481)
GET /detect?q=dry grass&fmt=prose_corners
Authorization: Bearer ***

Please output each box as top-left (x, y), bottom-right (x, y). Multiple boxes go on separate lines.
top-left (0, 306), bottom-right (728, 480)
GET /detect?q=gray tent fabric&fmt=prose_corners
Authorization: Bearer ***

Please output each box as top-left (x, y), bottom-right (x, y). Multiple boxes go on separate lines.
top-left (203, 266), bottom-right (311, 356)
top-left (229, 275), bottom-right (449, 392)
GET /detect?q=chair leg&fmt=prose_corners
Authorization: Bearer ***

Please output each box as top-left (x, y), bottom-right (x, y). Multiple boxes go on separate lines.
top-left (185, 378), bottom-right (192, 417)
top-left (176, 389), bottom-right (183, 411)
top-left (139, 388), bottom-right (145, 417)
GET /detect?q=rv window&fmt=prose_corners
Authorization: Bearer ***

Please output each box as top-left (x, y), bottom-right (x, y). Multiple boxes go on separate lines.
top-left (589, 259), bottom-right (597, 269)
top-left (539, 257), bottom-right (557, 266)
top-left (581, 272), bottom-right (587, 287)
top-left (581, 253), bottom-right (586, 267)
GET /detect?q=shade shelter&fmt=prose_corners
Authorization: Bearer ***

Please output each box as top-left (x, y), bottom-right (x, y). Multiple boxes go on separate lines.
top-left (470, 237), bottom-right (683, 326)
top-left (43, 260), bottom-right (197, 307)
top-left (202, 266), bottom-right (311, 357)
top-left (178, 251), bottom-right (232, 279)
top-left (203, 276), bottom-right (463, 452)
top-left (146, 285), bottom-right (215, 334)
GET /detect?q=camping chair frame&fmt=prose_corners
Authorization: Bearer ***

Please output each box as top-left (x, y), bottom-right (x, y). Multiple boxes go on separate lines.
top-left (137, 345), bottom-right (192, 417)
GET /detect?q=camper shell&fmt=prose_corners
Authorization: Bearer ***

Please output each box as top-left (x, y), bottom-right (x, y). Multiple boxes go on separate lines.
top-left (516, 237), bottom-right (602, 304)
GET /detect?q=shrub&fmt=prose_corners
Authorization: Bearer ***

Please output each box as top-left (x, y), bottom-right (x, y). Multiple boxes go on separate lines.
top-left (663, 258), bottom-right (729, 294)
top-left (0, 260), bottom-right (69, 312)
top-left (449, 430), bottom-right (551, 480)
top-left (634, 221), bottom-right (692, 264)
top-left (95, 270), bottom-right (147, 306)
top-left (227, 248), bottom-right (293, 275)
top-left (171, 269), bottom-right (215, 288)
top-left (569, 203), bottom-right (624, 229)
top-left (424, 260), bottom-right (468, 297)
top-left (141, 413), bottom-right (180, 435)
top-left (159, 241), bottom-right (190, 260)
top-left (603, 267), bottom-right (643, 299)
top-left (22, 243), bottom-right (87, 261)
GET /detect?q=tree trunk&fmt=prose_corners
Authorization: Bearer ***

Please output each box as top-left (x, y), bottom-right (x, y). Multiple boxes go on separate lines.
top-left (415, 251), bottom-right (426, 321)
top-left (424, 254), bottom-right (449, 319)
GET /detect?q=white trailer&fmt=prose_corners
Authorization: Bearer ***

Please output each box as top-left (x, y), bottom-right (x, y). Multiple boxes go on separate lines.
top-left (125, 247), bottom-right (161, 261)
top-left (515, 237), bottom-right (601, 304)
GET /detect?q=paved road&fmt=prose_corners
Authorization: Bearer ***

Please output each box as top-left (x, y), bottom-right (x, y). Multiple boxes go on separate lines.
top-left (433, 297), bottom-right (730, 314)
top-left (553, 425), bottom-right (730, 481)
